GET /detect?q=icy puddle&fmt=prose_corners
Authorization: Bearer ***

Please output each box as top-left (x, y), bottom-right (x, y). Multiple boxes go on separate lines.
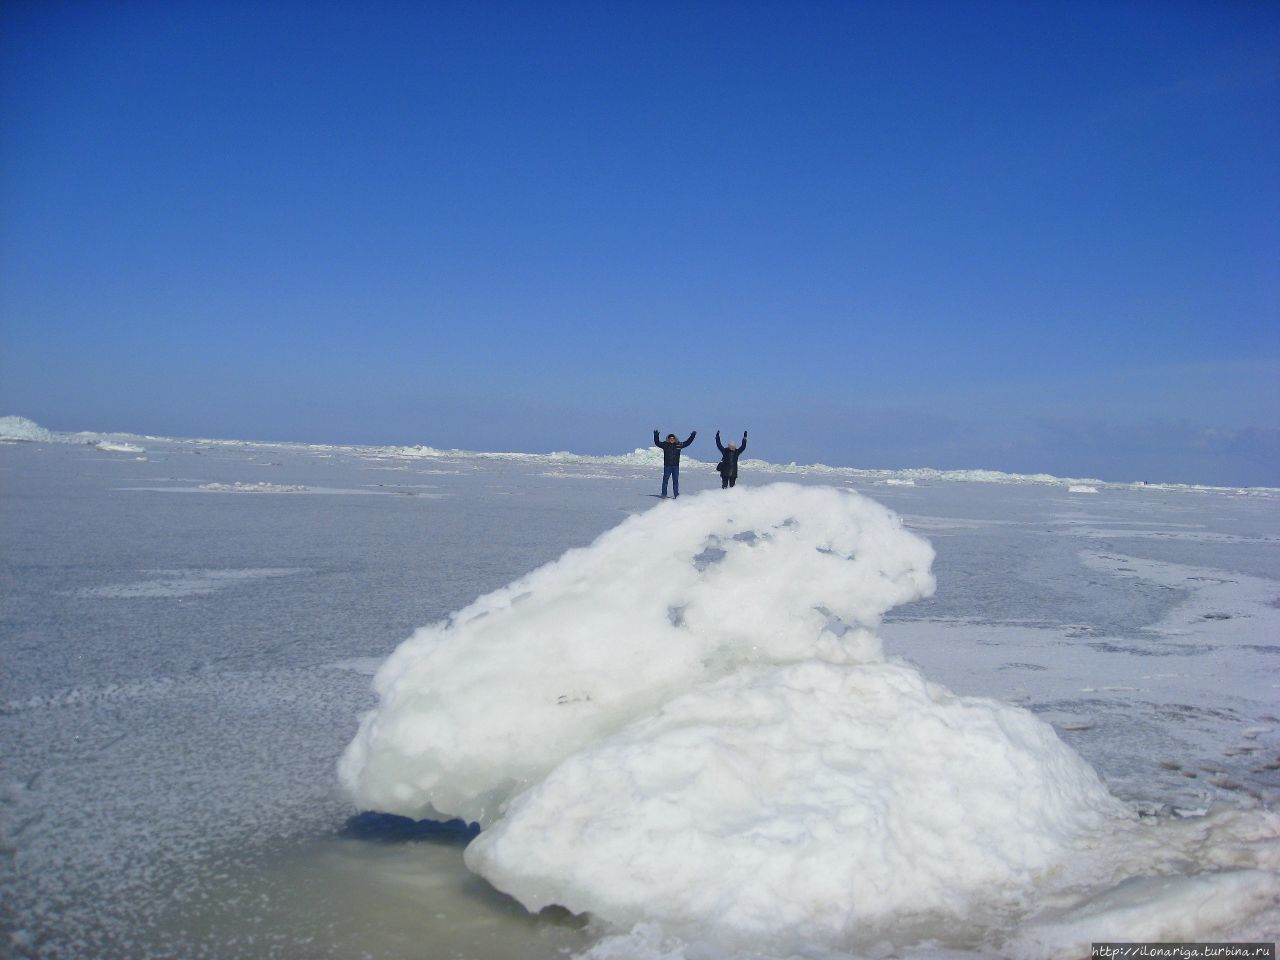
top-left (152, 824), bottom-right (593, 960)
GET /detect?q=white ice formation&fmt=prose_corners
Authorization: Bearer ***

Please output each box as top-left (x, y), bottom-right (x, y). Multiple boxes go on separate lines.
top-left (340, 484), bottom-right (933, 823)
top-left (0, 415), bottom-right (56, 442)
top-left (466, 659), bottom-right (1128, 941)
top-left (340, 483), bottom-right (1148, 942)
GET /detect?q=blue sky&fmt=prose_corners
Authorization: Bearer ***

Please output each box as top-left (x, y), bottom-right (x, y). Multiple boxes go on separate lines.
top-left (1, 0), bottom-right (1276, 485)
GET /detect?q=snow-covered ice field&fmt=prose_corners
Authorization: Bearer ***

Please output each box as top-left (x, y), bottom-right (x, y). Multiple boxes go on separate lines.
top-left (1, 420), bottom-right (1278, 959)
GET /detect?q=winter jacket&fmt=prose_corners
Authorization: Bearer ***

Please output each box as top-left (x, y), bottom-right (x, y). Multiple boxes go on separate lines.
top-left (654, 430), bottom-right (696, 466)
top-left (715, 432), bottom-right (747, 477)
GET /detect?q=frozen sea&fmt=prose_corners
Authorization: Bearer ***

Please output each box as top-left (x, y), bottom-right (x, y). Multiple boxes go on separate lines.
top-left (1, 428), bottom-right (1277, 959)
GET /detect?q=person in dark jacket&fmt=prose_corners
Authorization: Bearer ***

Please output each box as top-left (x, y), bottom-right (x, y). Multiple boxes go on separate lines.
top-left (715, 430), bottom-right (747, 488)
top-left (653, 429), bottom-right (696, 498)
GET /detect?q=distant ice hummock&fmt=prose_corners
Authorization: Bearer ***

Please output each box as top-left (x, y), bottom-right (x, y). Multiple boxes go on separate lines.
top-left (96, 441), bottom-right (146, 454)
top-left (0, 415), bottom-right (55, 442)
top-left (340, 484), bottom-right (1149, 944)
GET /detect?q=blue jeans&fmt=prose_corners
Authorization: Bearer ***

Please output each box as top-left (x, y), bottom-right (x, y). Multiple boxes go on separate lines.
top-left (662, 464), bottom-right (679, 497)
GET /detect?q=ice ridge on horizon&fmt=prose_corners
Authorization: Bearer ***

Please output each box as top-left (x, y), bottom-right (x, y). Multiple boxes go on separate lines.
top-left (3, 415), bottom-right (1275, 495)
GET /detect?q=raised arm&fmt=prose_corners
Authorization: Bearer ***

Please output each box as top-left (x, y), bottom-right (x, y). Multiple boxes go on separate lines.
top-left (681, 430), bottom-right (697, 448)
top-left (739, 431), bottom-right (747, 454)
top-left (715, 430), bottom-right (725, 454)
top-left (653, 429), bottom-right (662, 449)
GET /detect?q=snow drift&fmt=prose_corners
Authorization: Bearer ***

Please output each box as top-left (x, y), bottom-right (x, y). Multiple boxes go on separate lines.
top-left (339, 483), bottom-right (1161, 943)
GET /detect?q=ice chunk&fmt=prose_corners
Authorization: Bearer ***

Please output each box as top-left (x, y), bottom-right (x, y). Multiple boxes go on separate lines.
top-left (465, 659), bottom-right (1130, 940)
top-left (338, 484), bottom-right (936, 824)
top-left (0, 415), bottom-right (56, 442)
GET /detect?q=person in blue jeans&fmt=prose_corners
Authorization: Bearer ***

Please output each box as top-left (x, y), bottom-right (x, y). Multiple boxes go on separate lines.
top-left (653, 429), bottom-right (696, 498)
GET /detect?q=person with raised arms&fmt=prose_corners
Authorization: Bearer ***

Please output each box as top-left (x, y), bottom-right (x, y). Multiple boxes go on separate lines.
top-left (715, 430), bottom-right (747, 489)
top-left (653, 429), bottom-right (696, 498)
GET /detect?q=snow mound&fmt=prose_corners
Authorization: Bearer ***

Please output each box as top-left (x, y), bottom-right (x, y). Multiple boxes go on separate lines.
top-left (0, 415), bottom-right (56, 442)
top-left (96, 441), bottom-right (145, 454)
top-left (466, 659), bottom-right (1128, 940)
top-left (339, 483), bottom-right (935, 824)
top-left (337, 483), bottom-right (1172, 945)
top-left (1068, 484), bottom-right (1099, 494)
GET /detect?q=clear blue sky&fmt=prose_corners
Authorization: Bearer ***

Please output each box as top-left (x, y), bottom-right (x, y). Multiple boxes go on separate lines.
top-left (2, 0), bottom-right (1276, 485)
